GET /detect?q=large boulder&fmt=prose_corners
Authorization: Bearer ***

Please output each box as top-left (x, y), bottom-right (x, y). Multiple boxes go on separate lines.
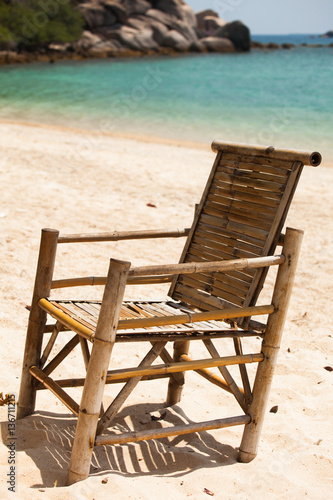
top-left (199, 37), bottom-right (236, 53)
top-left (182, 4), bottom-right (197, 29)
top-left (154, 0), bottom-right (184, 20)
top-left (75, 30), bottom-right (104, 50)
top-left (78, 2), bottom-right (117, 28)
top-left (162, 30), bottom-right (190, 51)
top-left (213, 20), bottom-right (250, 51)
top-left (204, 16), bottom-right (226, 35)
top-left (101, 1), bottom-right (127, 24)
top-left (145, 8), bottom-right (177, 28)
top-left (113, 26), bottom-right (159, 52)
top-left (196, 9), bottom-right (219, 34)
top-left (124, 0), bottom-right (151, 17)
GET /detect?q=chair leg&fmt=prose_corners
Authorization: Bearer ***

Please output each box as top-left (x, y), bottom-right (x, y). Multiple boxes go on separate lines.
top-left (238, 228), bottom-right (303, 463)
top-left (166, 340), bottom-right (190, 406)
top-left (17, 229), bottom-right (59, 420)
top-left (66, 258), bottom-right (130, 486)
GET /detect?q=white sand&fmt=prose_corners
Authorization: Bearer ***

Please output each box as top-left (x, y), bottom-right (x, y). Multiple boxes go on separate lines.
top-left (0, 121), bottom-right (332, 499)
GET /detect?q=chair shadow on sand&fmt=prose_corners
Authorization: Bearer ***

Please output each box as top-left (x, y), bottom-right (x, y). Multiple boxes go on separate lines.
top-left (1, 402), bottom-right (238, 488)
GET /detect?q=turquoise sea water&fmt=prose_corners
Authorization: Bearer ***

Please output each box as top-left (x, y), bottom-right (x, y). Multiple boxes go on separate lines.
top-left (0, 34), bottom-right (332, 161)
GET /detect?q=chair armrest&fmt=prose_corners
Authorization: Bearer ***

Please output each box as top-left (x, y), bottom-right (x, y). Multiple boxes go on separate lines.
top-left (129, 254), bottom-right (285, 277)
top-left (51, 254), bottom-right (284, 290)
top-left (57, 228), bottom-right (190, 244)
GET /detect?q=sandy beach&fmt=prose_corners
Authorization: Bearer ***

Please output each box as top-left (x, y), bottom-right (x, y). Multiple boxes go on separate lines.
top-left (0, 120), bottom-right (332, 499)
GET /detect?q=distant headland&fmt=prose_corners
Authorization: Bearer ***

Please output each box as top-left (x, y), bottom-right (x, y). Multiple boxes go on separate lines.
top-left (0, 1), bottom-right (332, 65)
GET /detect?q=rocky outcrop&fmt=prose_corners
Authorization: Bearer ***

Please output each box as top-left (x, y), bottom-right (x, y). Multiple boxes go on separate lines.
top-left (320, 30), bottom-right (333, 37)
top-left (0, 0), bottom-right (252, 64)
top-left (74, 0), bottom-right (251, 58)
top-left (212, 21), bottom-right (251, 52)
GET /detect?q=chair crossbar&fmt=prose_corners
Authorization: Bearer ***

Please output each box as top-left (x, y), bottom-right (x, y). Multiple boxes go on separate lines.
top-left (29, 366), bottom-right (79, 416)
top-left (95, 415), bottom-right (251, 447)
top-left (103, 352), bottom-right (264, 382)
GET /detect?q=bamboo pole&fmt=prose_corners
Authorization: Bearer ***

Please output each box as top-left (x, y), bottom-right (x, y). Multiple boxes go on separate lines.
top-left (38, 299), bottom-right (94, 341)
top-left (29, 366), bottom-right (79, 416)
top-left (36, 372), bottom-right (172, 390)
top-left (40, 321), bottom-right (61, 368)
top-left (102, 353), bottom-right (264, 382)
top-left (156, 346), bottom-right (185, 387)
top-left (179, 353), bottom-right (236, 395)
top-left (43, 335), bottom-right (80, 376)
top-left (95, 415), bottom-right (251, 446)
top-left (203, 340), bottom-right (246, 412)
top-left (211, 141), bottom-right (322, 167)
top-left (166, 340), bottom-right (190, 406)
top-left (96, 341), bottom-right (168, 436)
top-left (233, 337), bottom-right (253, 407)
top-left (237, 227), bottom-right (303, 463)
top-left (67, 259), bottom-right (130, 486)
top-left (51, 274), bottom-right (173, 290)
top-left (58, 227), bottom-right (190, 244)
top-left (129, 254), bottom-right (284, 278)
top-left (79, 337), bottom-right (90, 370)
top-left (116, 304), bottom-right (274, 330)
top-left (17, 229), bottom-right (59, 420)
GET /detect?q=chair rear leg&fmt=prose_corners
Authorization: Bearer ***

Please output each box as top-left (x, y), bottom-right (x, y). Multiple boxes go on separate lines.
top-left (67, 258), bottom-right (130, 486)
top-left (17, 229), bottom-right (59, 420)
top-left (238, 228), bottom-right (303, 462)
top-left (166, 340), bottom-right (190, 406)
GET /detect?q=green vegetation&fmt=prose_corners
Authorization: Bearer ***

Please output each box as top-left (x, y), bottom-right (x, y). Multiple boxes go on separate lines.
top-left (0, 0), bottom-right (84, 50)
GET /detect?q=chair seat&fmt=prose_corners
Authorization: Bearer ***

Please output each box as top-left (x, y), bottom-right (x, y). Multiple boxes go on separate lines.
top-left (46, 299), bottom-right (262, 342)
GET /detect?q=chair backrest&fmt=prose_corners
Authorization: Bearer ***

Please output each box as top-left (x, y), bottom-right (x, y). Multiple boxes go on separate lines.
top-left (168, 141), bottom-right (321, 312)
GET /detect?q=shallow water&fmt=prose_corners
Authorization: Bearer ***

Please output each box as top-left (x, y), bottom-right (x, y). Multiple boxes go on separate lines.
top-left (0, 34), bottom-right (332, 161)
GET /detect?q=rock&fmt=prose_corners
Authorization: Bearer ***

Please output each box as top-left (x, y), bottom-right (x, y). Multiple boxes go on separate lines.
top-left (74, 30), bottom-right (103, 50)
top-left (78, 2), bottom-right (117, 29)
top-left (150, 20), bottom-right (169, 45)
top-left (282, 43), bottom-right (294, 49)
top-left (101, 1), bottom-right (127, 24)
top-left (48, 43), bottom-right (72, 53)
top-left (320, 30), bottom-right (333, 38)
top-left (87, 39), bottom-right (121, 57)
top-left (124, 0), bottom-right (151, 17)
top-left (116, 26), bottom-right (159, 52)
top-left (0, 50), bottom-right (28, 64)
top-left (145, 8), bottom-right (197, 43)
top-left (182, 4), bottom-right (197, 29)
top-left (198, 37), bottom-right (236, 53)
top-left (145, 8), bottom-right (177, 29)
top-left (213, 20), bottom-right (251, 51)
top-left (266, 42), bottom-right (280, 49)
top-left (196, 9), bottom-right (219, 34)
top-left (251, 40), bottom-right (264, 49)
top-left (204, 16), bottom-right (226, 35)
top-left (154, 0), bottom-right (184, 20)
top-left (162, 30), bottom-right (190, 52)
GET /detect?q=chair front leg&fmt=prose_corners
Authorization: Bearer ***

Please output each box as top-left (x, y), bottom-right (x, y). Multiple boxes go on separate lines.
top-left (67, 258), bottom-right (130, 485)
top-left (238, 228), bottom-right (303, 462)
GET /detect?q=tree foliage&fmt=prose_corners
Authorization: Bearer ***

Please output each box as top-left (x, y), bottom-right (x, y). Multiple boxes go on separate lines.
top-left (0, 0), bottom-right (84, 49)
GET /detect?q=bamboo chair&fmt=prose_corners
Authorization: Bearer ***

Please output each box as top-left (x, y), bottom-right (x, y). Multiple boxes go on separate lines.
top-left (17, 141), bottom-right (321, 485)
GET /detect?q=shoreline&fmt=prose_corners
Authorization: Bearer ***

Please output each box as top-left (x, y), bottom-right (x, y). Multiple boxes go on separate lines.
top-left (1, 119), bottom-right (331, 167)
top-left (1, 41), bottom-right (332, 67)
